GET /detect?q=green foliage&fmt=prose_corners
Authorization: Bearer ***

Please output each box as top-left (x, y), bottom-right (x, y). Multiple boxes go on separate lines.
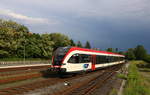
top-left (0, 19), bottom-right (30, 58)
top-left (70, 39), bottom-right (76, 46)
top-left (109, 88), bottom-right (118, 95)
top-left (106, 48), bottom-right (119, 53)
top-left (123, 63), bottom-right (149, 95)
top-left (0, 19), bottom-right (73, 60)
top-left (50, 33), bottom-right (71, 49)
top-left (85, 41), bottom-right (91, 49)
top-left (134, 45), bottom-right (147, 60)
top-left (0, 50), bottom-right (9, 58)
top-left (144, 54), bottom-right (150, 63)
top-left (125, 45), bottom-right (149, 63)
top-left (126, 48), bottom-right (136, 60)
top-left (40, 34), bottom-right (54, 58)
top-left (117, 73), bottom-right (127, 80)
top-left (77, 41), bottom-right (82, 48)
top-left (106, 48), bottom-right (115, 52)
top-left (118, 51), bottom-right (125, 55)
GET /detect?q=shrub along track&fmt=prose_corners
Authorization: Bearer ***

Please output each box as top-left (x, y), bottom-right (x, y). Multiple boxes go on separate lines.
top-left (0, 64), bottom-right (124, 95)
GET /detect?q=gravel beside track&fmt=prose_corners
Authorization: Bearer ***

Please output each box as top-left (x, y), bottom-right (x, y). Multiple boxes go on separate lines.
top-left (0, 64), bottom-right (124, 95)
top-left (0, 64), bottom-right (50, 88)
top-left (56, 64), bottom-right (122, 95)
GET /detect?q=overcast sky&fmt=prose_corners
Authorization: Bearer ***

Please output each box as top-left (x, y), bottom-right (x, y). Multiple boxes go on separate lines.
top-left (0, 0), bottom-right (150, 52)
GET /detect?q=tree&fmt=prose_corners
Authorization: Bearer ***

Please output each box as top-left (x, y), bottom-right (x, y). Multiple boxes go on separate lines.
top-left (115, 48), bottom-right (118, 53)
top-left (77, 41), bottom-right (82, 48)
top-left (126, 48), bottom-right (136, 60)
top-left (50, 33), bottom-right (71, 49)
top-left (0, 19), bottom-right (92, 60)
top-left (0, 19), bottom-right (30, 58)
top-left (118, 51), bottom-right (125, 55)
top-left (85, 41), bottom-right (91, 49)
top-left (38, 34), bottom-right (54, 58)
top-left (144, 55), bottom-right (150, 63)
top-left (0, 50), bottom-right (9, 58)
top-left (70, 39), bottom-right (76, 46)
top-left (106, 48), bottom-right (114, 52)
top-left (134, 45), bottom-right (147, 60)
top-left (25, 33), bottom-right (42, 58)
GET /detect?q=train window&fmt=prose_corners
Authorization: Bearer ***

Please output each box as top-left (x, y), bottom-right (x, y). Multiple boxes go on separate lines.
top-left (105, 56), bottom-right (110, 63)
top-left (96, 56), bottom-right (100, 64)
top-left (96, 55), bottom-right (107, 64)
top-left (120, 57), bottom-right (124, 61)
top-left (68, 54), bottom-right (79, 63)
top-left (68, 54), bottom-right (91, 63)
top-left (115, 57), bottom-right (118, 61)
top-left (95, 55), bottom-right (124, 64)
top-left (79, 54), bottom-right (91, 63)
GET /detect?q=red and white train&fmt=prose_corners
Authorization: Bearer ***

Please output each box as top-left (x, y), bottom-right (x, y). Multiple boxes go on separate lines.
top-left (50, 47), bottom-right (125, 73)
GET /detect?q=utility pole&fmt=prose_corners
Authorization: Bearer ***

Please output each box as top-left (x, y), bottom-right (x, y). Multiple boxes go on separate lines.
top-left (24, 35), bottom-right (26, 64)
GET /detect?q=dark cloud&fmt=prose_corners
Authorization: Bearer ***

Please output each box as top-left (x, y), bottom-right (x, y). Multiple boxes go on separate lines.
top-left (0, 0), bottom-right (150, 52)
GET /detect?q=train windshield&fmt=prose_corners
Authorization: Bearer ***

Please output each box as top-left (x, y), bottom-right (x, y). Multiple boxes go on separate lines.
top-left (53, 47), bottom-right (71, 66)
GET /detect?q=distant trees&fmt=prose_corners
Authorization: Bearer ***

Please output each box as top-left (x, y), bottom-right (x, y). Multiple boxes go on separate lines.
top-left (77, 41), bottom-right (83, 48)
top-left (85, 41), bottom-right (91, 49)
top-left (126, 48), bottom-right (136, 60)
top-left (125, 45), bottom-right (148, 61)
top-left (106, 48), bottom-right (114, 52)
top-left (1, 19), bottom-right (149, 63)
top-left (134, 45), bottom-right (147, 60)
top-left (0, 19), bottom-right (72, 59)
top-left (0, 19), bottom-right (95, 59)
top-left (106, 48), bottom-right (118, 53)
top-left (144, 55), bottom-right (150, 63)
top-left (105, 45), bottom-right (149, 63)
top-left (70, 39), bottom-right (76, 46)
top-left (0, 19), bottom-right (30, 58)
top-left (50, 33), bottom-right (71, 49)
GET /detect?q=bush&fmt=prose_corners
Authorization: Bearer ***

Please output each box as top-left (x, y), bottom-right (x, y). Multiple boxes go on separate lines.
top-left (144, 55), bottom-right (150, 63)
top-left (123, 63), bottom-right (149, 95)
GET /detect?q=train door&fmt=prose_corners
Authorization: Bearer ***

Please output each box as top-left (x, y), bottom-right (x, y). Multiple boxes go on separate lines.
top-left (91, 55), bottom-right (96, 70)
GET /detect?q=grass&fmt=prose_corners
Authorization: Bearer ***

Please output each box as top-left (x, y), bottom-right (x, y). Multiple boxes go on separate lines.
top-left (109, 88), bottom-right (118, 95)
top-left (123, 61), bottom-right (150, 95)
top-left (117, 73), bottom-right (127, 80)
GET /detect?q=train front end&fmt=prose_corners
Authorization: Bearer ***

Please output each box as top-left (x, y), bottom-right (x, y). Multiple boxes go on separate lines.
top-left (49, 47), bottom-right (71, 73)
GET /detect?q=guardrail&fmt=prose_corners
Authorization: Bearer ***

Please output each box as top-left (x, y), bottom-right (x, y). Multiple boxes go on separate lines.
top-left (0, 61), bottom-right (51, 66)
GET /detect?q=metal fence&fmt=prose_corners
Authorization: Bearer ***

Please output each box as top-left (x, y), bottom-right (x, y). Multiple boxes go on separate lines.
top-left (0, 61), bottom-right (51, 66)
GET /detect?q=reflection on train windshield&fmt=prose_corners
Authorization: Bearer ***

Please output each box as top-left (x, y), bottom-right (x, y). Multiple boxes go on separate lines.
top-left (53, 47), bottom-right (71, 65)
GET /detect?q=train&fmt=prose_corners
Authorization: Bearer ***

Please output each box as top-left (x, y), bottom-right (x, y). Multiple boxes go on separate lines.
top-left (49, 46), bottom-right (125, 74)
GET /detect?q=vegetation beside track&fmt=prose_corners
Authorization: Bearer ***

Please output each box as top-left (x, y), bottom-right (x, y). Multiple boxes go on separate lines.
top-left (0, 19), bottom-right (92, 61)
top-left (123, 61), bottom-right (150, 95)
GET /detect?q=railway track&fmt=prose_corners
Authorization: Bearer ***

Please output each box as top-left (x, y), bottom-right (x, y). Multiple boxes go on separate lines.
top-left (0, 64), bottom-right (51, 85)
top-left (0, 71), bottom-right (91, 95)
top-left (54, 64), bottom-right (123, 95)
top-left (0, 64), bottom-right (50, 72)
top-left (0, 64), bottom-right (124, 95)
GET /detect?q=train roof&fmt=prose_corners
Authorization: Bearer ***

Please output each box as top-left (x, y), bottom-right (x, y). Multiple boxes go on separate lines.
top-left (69, 47), bottom-right (125, 57)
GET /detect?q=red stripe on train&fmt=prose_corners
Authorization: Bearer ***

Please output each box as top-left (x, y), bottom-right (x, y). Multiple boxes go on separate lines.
top-left (62, 47), bottom-right (124, 63)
